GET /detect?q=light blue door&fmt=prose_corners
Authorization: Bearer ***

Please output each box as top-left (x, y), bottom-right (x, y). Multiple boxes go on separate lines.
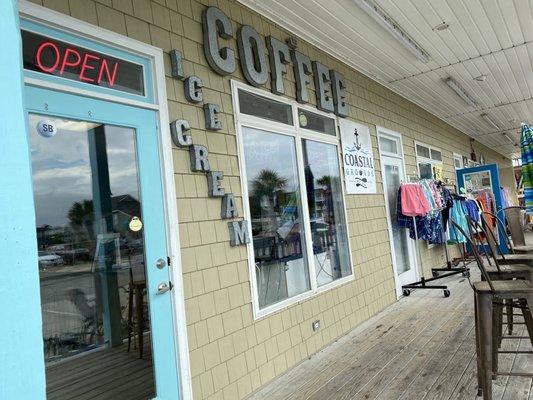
top-left (456, 163), bottom-right (509, 254)
top-left (25, 85), bottom-right (180, 400)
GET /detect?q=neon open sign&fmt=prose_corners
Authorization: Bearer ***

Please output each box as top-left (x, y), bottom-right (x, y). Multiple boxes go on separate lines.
top-left (22, 30), bottom-right (145, 96)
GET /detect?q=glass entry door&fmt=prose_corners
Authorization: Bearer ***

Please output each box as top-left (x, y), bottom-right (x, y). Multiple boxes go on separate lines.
top-left (378, 133), bottom-right (417, 295)
top-left (25, 86), bottom-right (180, 400)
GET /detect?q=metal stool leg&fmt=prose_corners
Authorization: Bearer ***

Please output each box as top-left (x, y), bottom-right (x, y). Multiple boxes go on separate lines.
top-left (506, 299), bottom-right (514, 336)
top-left (475, 294), bottom-right (483, 397)
top-left (492, 301), bottom-right (502, 379)
top-left (523, 294), bottom-right (533, 347)
top-left (477, 292), bottom-right (493, 400)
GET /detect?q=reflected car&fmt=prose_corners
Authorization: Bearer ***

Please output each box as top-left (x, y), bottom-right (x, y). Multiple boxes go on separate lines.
top-left (47, 244), bottom-right (90, 264)
top-left (38, 251), bottom-right (64, 268)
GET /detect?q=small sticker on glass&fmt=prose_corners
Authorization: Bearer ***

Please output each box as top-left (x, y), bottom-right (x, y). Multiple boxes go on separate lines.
top-left (129, 216), bottom-right (143, 232)
top-left (37, 120), bottom-right (57, 137)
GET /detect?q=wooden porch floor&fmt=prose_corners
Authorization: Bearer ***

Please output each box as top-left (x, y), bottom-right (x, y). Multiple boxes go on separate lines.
top-left (248, 268), bottom-right (533, 400)
top-left (46, 335), bottom-right (154, 400)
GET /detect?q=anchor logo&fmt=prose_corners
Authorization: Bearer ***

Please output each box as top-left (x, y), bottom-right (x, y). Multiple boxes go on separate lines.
top-left (354, 128), bottom-right (362, 151)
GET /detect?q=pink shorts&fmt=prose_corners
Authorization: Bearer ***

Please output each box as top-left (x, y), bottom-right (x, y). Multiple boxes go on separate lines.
top-left (401, 183), bottom-right (430, 217)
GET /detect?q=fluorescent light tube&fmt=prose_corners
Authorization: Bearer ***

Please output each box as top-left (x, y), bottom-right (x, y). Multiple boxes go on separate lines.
top-left (353, 0), bottom-right (430, 63)
top-left (502, 133), bottom-right (512, 143)
top-left (481, 113), bottom-right (500, 130)
top-left (444, 77), bottom-right (477, 107)
top-left (502, 132), bottom-right (517, 146)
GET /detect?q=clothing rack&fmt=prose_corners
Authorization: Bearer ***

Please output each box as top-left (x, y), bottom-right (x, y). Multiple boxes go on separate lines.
top-left (400, 178), bottom-right (470, 298)
top-left (431, 189), bottom-right (470, 277)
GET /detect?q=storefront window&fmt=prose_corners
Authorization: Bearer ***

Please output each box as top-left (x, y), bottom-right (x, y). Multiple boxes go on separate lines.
top-left (453, 153), bottom-right (465, 169)
top-left (238, 90), bottom-right (293, 125)
top-left (302, 140), bottom-right (351, 286)
top-left (298, 108), bottom-right (336, 136)
top-left (416, 142), bottom-right (443, 180)
top-left (242, 127), bottom-right (311, 308)
top-left (235, 83), bottom-right (353, 315)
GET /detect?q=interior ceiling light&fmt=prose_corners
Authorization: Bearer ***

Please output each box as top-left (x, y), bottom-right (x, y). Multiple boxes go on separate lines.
top-left (444, 77), bottom-right (477, 107)
top-left (353, 0), bottom-right (430, 63)
top-left (481, 113), bottom-right (501, 130)
top-left (474, 74), bottom-right (488, 82)
top-left (433, 22), bottom-right (449, 31)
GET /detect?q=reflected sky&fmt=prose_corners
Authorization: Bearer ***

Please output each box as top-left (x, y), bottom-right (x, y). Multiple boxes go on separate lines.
top-left (303, 139), bottom-right (340, 186)
top-left (29, 114), bottom-right (140, 227)
top-left (242, 127), bottom-right (299, 193)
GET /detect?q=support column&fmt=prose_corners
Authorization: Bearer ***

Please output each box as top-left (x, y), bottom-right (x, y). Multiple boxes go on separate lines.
top-left (0, 1), bottom-right (47, 399)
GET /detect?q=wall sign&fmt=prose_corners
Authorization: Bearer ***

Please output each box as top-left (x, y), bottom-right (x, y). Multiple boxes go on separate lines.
top-left (197, 6), bottom-right (348, 118)
top-left (21, 30), bottom-right (145, 96)
top-left (167, 5), bottom-right (356, 246)
top-left (339, 119), bottom-right (376, 194)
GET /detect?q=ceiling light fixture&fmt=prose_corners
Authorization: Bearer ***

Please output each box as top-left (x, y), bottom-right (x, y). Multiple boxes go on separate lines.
top-left (474, 74), bottom-right (488, 82)
top-left (444, 77), bottom-right (477, 107)
top-left (481, 113), bottom-right (500, 130)
top-left (433, 22), bottom-right (449, 31)
top-left (502, 133), bottom-right (518, 147)
top-left (353, 0), bottom-right (430, 63)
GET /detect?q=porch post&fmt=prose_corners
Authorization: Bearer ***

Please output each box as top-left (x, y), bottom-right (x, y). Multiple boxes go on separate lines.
top-left (0, 1), bottom-right (47, 399)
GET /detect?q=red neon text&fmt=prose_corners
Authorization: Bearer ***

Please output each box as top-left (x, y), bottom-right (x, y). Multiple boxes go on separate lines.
top-left (35, 41), bottom-right (119, 87)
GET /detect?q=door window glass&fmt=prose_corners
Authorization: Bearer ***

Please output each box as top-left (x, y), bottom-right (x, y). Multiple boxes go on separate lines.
top-left (30, 114), bottom-right (156, 400)
top-left (384, 164), bottom-right (411, 274)
top-left (379, 136), bottom-right (398, 155)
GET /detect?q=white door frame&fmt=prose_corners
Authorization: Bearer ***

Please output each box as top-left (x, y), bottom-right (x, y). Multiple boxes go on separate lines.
top-left (377, 126), bottom-right (418, 298)
top-left (18, 2), bottom-right (192, 398)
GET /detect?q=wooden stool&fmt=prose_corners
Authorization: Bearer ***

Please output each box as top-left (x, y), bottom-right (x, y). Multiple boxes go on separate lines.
top-left (451, 220), bottom-right (533, 399)
top-left (467, 217), bottom-right (533, 337)
top-left (474, 281), bottom-right (533, 399)
top-left (481, 212), bottom-right (533, 266)
top-left (503, 206), bottom-right (531, 252)
top-left (127, 280), bottom-right (147, 359)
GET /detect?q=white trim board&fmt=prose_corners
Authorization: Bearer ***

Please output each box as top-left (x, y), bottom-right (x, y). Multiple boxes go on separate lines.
top-left (376, 126), bottom-right (419, 298)
top-left (17, 2), bottom-right (193, 399)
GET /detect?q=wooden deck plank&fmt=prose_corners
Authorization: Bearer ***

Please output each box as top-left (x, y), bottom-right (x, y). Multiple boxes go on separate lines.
top-left (46, 335), bottom-right (154, 400)
top-left (311, 277), bottom-right (475, 400)
top-left (306, 309), bottom-right (445, 400)
top-left (247, 267), bottom-right (533, 400)
top-left (501, 323), bottom-right (533, 400)
top-left (257, 285), bottom-right (440, 400)
top-left (380, 312), bottom-right (475, 400)
top-left (349, 311), bottom-right (465, 400)
top-left (492, 322), bottom-right (526, 400)
top-left (419, 337), bottom-right (475, 400)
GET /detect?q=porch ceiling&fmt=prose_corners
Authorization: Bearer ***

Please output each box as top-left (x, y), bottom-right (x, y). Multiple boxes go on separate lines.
top-left (238, 0), bottom-right (533, 159)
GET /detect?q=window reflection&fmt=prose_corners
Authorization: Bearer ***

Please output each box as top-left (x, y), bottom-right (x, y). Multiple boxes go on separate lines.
top-left (302, 140), bottom-right (351, 286)
top-left (242, 127), bottom-right (310, 308)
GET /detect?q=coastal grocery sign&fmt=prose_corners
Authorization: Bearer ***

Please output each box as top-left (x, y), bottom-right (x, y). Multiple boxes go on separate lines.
top-left (170, 6), bottom-right (351, 245)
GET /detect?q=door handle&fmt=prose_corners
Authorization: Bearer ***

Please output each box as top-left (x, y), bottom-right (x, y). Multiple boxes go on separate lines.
top-left (156, 282), bottom-right (172, 295)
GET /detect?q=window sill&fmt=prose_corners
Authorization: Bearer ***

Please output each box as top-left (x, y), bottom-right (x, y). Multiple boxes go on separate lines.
top-left (252, 272), bottom-right (356, 321)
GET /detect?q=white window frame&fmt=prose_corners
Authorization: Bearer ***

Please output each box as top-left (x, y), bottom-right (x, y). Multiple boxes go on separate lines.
top-left (231, 80), bottom-right (354, 320)
top-left (453, 153), bottom-right (464, 170)
top-left (415, 141), bottom-right (443, 179)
